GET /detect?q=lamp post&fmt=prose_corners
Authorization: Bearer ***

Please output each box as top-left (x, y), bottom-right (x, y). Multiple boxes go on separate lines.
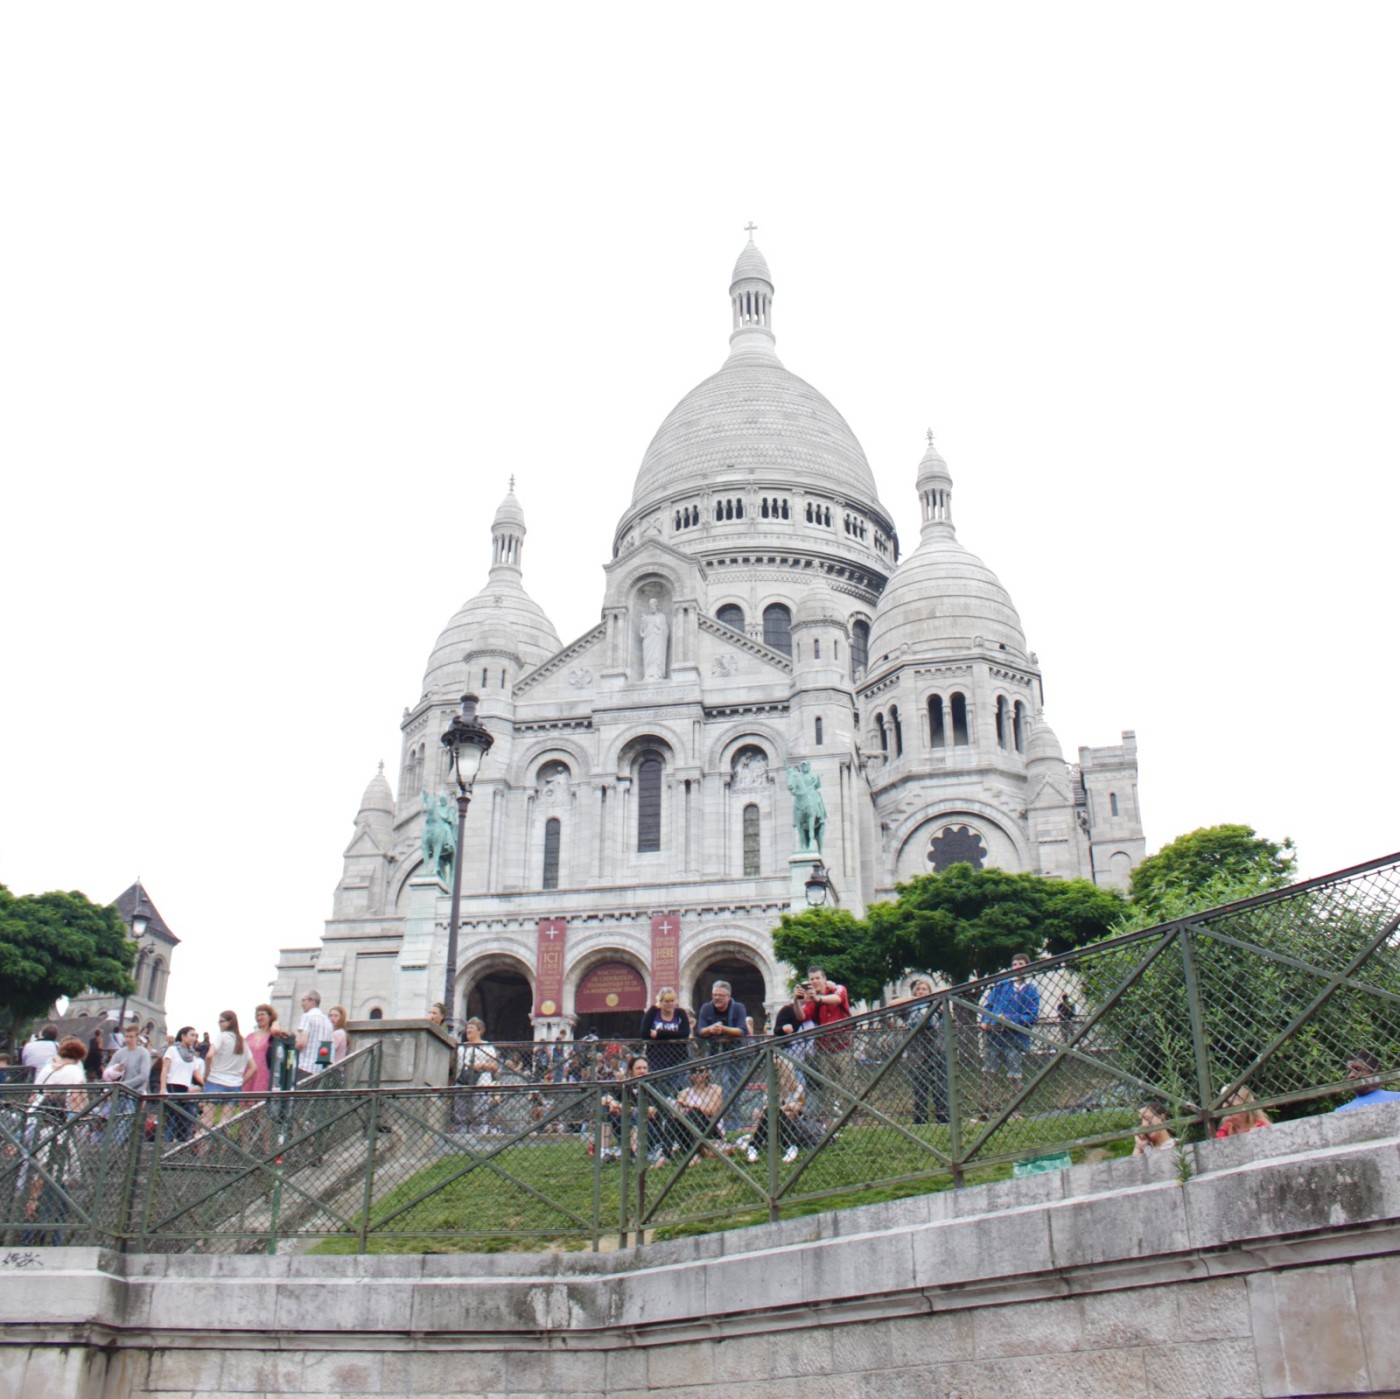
top-left (117, 888), bottom-right (150, 1038)
top-left (804, 861), bottom-right (839, 907)
top-left (439, 694), bottom-right (495, 1033)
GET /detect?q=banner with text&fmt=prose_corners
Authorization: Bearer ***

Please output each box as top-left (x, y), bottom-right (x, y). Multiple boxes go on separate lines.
top-left (534, 919), bottom-right (568, 1017)
top-left (650, 913), bottom-right (682, 1002)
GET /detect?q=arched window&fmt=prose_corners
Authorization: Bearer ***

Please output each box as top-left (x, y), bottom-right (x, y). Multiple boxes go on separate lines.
top-left (761, 498), bottom-right (770, 518)
top-left (815, 715), bottom-right (824, 746)
top-left (717, 603), bottom-right (745, 633)
top-left (715, 502), bottom-right (724, 522)
top-left (542, 817), bottom-right (561, 890)
top-left (876, 712), bottom-right (888, 753)
top-left (813, 638), bottom-right (821, 660)
top-left (742, 804), bottom-right (760, 876)
top-left (368, 1007), bottom-right (384, 1021)
top-left (950, 692), bottom-right (970, 746)
top-left (851, 620), bottom-right (870, 678)
top-left (1109, 792), bottom-right (1119, 817)
top-left (995, 696), bottom-right (1008, 748)
top-left (890, 704), bottom-right (904, 757)
top-left (637, 750), bottom-right (663, 853)
top-left (762, 603), bottom-right (792, 657)
top-left (928, 694), bottom-right (946, 748)
top-left (1013, 701), bottom-right (1026, 754)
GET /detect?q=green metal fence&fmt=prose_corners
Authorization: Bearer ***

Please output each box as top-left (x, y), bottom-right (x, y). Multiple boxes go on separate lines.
top-left (3, 853), bottom-right (1398, 1255)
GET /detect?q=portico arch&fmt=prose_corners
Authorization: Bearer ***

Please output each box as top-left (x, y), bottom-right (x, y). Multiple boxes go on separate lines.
top-left (458, 952), bottom-right (535, 1045)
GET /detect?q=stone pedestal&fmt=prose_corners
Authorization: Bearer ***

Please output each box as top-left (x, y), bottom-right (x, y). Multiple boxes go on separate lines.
top-left (345, 1019), bottom-right (455, 1088)
top-left (788, 853), bottom-right (824, 912)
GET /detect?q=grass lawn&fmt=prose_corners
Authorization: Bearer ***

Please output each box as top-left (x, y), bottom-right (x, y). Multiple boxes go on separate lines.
top-left (308, 1106), bottom-right (1140, 1256)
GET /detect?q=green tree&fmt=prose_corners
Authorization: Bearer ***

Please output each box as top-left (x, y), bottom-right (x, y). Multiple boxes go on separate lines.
top-left (869, 864), bottom-right (1127, 988)
top-left (1128, 824), bottom-right (1296, 920)
top-left (770, 906), bottom-right (899, 1004)
top-left (0, 884), bottom-right (135, 1042)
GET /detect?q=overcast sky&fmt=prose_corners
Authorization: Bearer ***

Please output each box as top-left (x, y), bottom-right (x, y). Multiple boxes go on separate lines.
top-left (2, 4), bottom-right (1396, 1040)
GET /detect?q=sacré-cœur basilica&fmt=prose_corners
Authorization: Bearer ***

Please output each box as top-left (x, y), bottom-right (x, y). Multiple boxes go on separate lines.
top-left (272, 234), bottom-right (1145, 1041)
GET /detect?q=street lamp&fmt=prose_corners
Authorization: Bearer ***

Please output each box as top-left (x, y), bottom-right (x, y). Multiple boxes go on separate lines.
top-left (805, 861), bottom-right (838, 907)
top-left (117, 887), bottom-right (150, 1038)
top-left (439, 694), bottom-right (495, 1033)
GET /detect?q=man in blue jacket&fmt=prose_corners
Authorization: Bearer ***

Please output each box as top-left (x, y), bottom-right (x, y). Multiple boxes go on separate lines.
top-left (979, 953), bottom-right (1040, 1116)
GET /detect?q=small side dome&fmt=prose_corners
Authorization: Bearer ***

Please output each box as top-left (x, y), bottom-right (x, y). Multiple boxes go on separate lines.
top-left (1026, 713), bottom-right (1065, 764)
top-left (792, 584), bottom-right (844, 627)
top-left (358, 762), bottom-right (395, 817)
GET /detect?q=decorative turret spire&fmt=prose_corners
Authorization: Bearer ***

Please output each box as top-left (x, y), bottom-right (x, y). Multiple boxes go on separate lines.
top-left (728, 224), bottom-right (777, 358)
top-left (490, 480), bottom-right (527, 571)
top-left (916, 430), bottom-right (954, 532)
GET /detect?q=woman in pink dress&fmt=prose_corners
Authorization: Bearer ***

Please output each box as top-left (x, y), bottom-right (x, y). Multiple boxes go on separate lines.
top-left (244, 1004), bottom-right (278, 1094)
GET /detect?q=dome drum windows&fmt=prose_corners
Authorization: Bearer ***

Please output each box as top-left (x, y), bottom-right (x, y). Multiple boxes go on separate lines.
top-left (805, 501), bottom-right (834, 527)
top-left (759, 497), bottom-right (790, 520)
top-left (926, 695), bottom-right (968, 750)
top-left (673, 503), bottom-right (701, 531)
top-left (714, 497), bottom-right (746, 522)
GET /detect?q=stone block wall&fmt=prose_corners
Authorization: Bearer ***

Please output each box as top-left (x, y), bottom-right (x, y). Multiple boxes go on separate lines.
top-left (2, 1103), bottom-right (1398, 1398)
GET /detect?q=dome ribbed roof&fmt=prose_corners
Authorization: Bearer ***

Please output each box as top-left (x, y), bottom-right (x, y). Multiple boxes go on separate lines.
top-left (867, 530), bottom-right (1027, 664)
top-left (358, 763), bottom-right (395, 817)
top-left (630, 359), bottom-right (880, 512)
top-left (493, 486), bottom-right (525, 530)
top-left (422, 582), bottom-right (560, 695)
top-left (731, 240), bottom-right (772, 284)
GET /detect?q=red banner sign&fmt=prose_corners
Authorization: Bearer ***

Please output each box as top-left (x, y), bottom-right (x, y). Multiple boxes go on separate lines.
top-left (533, 919), bottom-right (567, 1017)
top-left (650, 912), bottom-right (681, 1002)
top-left (576, 963), bottom-right (648, 1015)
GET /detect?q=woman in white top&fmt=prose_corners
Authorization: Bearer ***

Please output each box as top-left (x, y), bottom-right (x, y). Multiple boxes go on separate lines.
top-left (453, 1017), bottom-right (498, 1131)
top-left (160, 1026), bottom-right (205, 1143)
top-left (23, 1038), bottom-right (89, 1243)
top-left (202, 1011), bottom-right (254, 1128)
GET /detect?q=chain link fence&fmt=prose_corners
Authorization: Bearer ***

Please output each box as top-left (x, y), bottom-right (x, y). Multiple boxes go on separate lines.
top-left (3, 854), bottom-right (1398, 1254)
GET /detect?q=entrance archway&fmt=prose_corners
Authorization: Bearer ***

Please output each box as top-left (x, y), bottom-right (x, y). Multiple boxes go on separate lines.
top-left (575, 962), bottom-right (648, 1040)
top-left (466, 970), bottom-right (533, 1043)
top-left (691, 959), bottom-right (768, 1033)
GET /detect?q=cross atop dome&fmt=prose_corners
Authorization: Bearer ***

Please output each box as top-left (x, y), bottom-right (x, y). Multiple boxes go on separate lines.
top-left (744, 221), bottom-right (758, 239)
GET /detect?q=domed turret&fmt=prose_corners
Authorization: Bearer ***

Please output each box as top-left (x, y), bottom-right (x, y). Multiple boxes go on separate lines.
top-left (357, 761), bottom-right (395, 819)
top-left (1026, 711), bottom-right (1065, 765)
top-left (867, 435), bottom-right (1027, 667)
top-left (620, 232), bottom-right (891, 559)
top-left (422, 482), bottom-right (561, 695)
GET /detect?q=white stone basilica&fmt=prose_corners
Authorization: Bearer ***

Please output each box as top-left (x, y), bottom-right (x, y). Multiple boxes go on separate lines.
top-left (272, 236), bottom-right (1145, 1040)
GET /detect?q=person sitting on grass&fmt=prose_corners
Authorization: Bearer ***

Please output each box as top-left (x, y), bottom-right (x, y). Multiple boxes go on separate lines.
top-left (1334, 1050), bottom-right (1400, 1112)
top-left (745, 1055), bottom-right (817, 1165)
top-left (673, 1063), bottom-right (725, 1163)
top-left (1132, 1100), bottom-right (1175, 1154)
top-left (600, 1055), bottom-right (670, 1163)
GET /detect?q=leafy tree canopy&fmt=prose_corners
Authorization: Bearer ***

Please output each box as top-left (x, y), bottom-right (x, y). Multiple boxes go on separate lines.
top-left (773, 866), bottom-right (1126, 999)
top-left (0, 884), bottom-right (135, 1038)
top-left (869, 864), bottom-right (1127, 987)
top-left (1129, 825), bottom-right (1296, 920)
top-left (770, 906), bottom-right (898, 1004)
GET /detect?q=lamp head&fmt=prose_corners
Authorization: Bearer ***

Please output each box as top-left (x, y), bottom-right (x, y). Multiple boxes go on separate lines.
top-left (441, 693), bottom-right (495, 791)
top-left (804, 862), bottom-right (829, 907)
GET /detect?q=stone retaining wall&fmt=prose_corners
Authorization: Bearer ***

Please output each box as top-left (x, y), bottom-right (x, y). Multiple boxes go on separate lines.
top-left (3, 1105), bottom-right (1398, 1398)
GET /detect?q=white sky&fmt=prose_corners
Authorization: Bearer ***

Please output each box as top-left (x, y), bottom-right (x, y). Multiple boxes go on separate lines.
top-left (2, 4), bottom-right (1397, 1040)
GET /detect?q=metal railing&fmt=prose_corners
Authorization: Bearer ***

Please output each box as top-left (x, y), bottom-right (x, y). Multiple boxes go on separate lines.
top-left (2, 853), bottom-right (1398, 1254)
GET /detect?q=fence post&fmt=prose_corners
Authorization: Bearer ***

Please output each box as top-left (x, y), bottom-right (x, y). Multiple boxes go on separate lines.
top-left (356, 1090), bottom-right (382, 1254)
top-left (766, 1044), bottom-right (780, 1222)
top-left (112, 1092), bottom-right (145, 1251)
top-left (1178, 927), bottom-right (1217, 1136)
top-left (135, 1098), bottom-right (165, 1253)
top-left (589, 1088), bottom-right (604, 1253)
top-left (943, 1004), bottom-right (964, 1187)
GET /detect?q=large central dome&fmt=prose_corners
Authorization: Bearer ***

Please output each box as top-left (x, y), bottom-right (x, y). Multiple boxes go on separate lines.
top-left (630, 360), bottom-right (880, 513)
top-left (626, 236), bottom-right (882, 520)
